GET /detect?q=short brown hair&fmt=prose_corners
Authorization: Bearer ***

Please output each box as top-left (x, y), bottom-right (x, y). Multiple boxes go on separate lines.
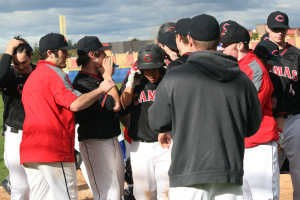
top-left (179, 34), bottom-right (189, 45)
top-left (76, 51), bottom-right (102, 67)
top-left (39, 49), bottom-right (59, 60)
top-left (13, 36), bottom-right (33, 58)
top-left (192, 38), bottom-right (220, 50)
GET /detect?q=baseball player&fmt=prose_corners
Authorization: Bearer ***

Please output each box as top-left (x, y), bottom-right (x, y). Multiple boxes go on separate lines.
top-left (119, 44), bottom-right (171, 200)
top-left (266, 11), bottom-right (300, 199)
top-left (158, 31), bottom-right (179, 63)
top-left (20, 33), bottom-right (115, 200)
top-left (148, 14), bottom-right (262, 200)
top-left (119, 23), bottom-right (175, 196)
top-left (159, 18), bottom-right (191, 72)
top-left (73, 36), bottom-right (124, 200)
top-left (155, 21), bottom-right (177, 66)
top-left (220, 20), bottom-right (280, 199)
top-left (156, 22), bottom-right (176, 43)
top-left (255, 37), bottom-right (286, 149)
top-left (0, 36), bottom-right (35, 200)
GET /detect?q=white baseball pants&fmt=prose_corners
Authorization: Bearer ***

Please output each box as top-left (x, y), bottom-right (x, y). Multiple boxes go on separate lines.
top-left (74, 124), bottom-right (91, 189)
top-left (79, 137), bottom-right (125, 200)
top-left (168, 183), bottom-right (243, 200)
top-left (278, 114), bottom-right (300, 200)
top-left (243, 141), bottom-right (280, 200)
top-left (130, 140), bottom-right (171, 200)
top-left (4, 125), bottom-right (29, 200)
top-left (23, 162), bottom-right (78, 200)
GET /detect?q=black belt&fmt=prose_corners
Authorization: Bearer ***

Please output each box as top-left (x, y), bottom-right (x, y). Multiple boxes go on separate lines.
top-left (10, 127), bottom-right (19, 134)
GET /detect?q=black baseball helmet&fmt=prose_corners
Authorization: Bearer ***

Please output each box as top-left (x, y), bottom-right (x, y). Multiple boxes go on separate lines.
top-left (137, 44), bottom-right (165, 69)
top-left (157, 22), bottom-right (176, 40)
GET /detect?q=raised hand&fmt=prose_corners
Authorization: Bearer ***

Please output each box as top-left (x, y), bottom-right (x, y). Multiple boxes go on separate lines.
top-left (125, 65), bottom-right (144, 88)
top-left (4, 39), bottom-right (24, 56)
top-left (99, 79), bottom-right (115, 93)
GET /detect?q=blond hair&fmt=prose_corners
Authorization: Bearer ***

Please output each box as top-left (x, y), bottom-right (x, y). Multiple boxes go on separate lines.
top-left (192, 38), bottom-right (220, 50)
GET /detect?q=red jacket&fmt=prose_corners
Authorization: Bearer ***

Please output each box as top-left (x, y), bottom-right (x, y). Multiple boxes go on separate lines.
top-left (20, 60), bottom-right (81, 164)
top-left (239, 50), bottom-right (278, 148)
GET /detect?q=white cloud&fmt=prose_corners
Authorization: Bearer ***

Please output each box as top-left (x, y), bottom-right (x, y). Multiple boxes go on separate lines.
top-left (0, 0), bottom-right (300, 52)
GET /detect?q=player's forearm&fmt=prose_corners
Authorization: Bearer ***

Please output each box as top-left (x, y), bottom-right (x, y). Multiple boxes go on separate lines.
top-left (275, 116), bottom-right (284, 130)
top-left (119, 114), bottom-right (130, 129)
top-left (70, 87), bottom-right (106, 112)
top-left (107, 86), bottom-right (121, 112)
top-left (120, 87), bottom-right (134, 109)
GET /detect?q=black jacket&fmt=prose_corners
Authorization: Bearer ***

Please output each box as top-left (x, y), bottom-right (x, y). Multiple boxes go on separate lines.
top-left (73, 71), bottom-right (120, 141)
top-left (0, 54), bottom-right (35, 130)
top-left (149, 50), bottom-right (262, 187)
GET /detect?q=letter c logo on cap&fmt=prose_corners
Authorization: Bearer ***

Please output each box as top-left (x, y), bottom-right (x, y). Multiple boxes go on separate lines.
top-left (222, 23), bottom-right (230, 35)
top-left (144, 55), bottom-right (152, 62)
top-left (275, 15), bottom-right (284, 22)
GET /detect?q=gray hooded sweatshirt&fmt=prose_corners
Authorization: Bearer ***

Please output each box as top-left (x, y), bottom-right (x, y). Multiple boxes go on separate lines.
top-left (148, 50), bottom-right (262, 187)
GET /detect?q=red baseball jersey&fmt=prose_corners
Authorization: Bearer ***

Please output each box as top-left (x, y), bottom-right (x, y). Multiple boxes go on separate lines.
top-left (239, 50), bottom-right (278, 148)
top-left (20, 60), bottom-right (81, 164)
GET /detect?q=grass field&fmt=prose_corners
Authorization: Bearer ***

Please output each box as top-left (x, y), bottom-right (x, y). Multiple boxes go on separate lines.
top-left (0, 97), bottom-right (6, 182)
top-left (0, 83), bottom-right (123, 182)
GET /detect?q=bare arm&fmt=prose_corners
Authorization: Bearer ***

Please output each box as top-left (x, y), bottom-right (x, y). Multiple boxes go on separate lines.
top-left (158, 43), bottom-right (178, 61)
top-left (70, 79), bottom-right (115, 112)
top-left (101, 56), bottom-right (121, 112)
top-left (275, 116), bottom-right (284, 130)
top-left (119, 113), bottom-right (130, 129)
top-left (120, 66), bottom-right (143, 109)
top-left (0, 39), bottom-right (25, 82)
top-left (4, 39), bottom-right (24, 56)
top-left (120, 87), bottom-right (134, 109)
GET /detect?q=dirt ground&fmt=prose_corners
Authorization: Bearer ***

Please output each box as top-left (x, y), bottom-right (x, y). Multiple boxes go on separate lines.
top-left (0, 172), bottom-right (293, 199)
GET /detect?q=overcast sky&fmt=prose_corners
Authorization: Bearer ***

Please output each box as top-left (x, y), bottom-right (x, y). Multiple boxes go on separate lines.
top-left (0, 0), bottom-right (299, 52)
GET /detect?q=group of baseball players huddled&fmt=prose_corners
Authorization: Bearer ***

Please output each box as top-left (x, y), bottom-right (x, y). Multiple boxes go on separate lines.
top-left (1, 9), bottom-right (300, 200)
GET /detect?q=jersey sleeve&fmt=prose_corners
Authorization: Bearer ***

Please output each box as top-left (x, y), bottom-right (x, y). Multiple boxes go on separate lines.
top-left (251, 65), bottom-right (274, 109)
top-left (50, 72), bottom-right (81, 109)
top-left (0, 54), bottom-right (13, 86)
top-left (246, 82), bottom-right (263, 137)
top-left (73, 77), bottom-right (115, 111)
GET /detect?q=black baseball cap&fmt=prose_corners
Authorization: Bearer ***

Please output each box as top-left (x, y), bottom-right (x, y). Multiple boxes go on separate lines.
top-left (188, 14), bottom-right (219, 41)
top-left (219, 20), bottom-right (250, 44)
top-left (261, 33), bottom-right (270, 41)
top-left (137, 44), bottom-right (164, 69)
top-left (39, 33), bottom-right (74, 52)
top-left (157, 22), bottom-right (176, 40)
top-left (267, 11), bottom-right (290, 29)
top-left (175, 18), bottom-right (191, 37)
top-left (158, 32), bottom-right (178, 51)
top-left (254, 40), bottom-right (283, 66)
top-left (77, 36), bottom-right (111, 54)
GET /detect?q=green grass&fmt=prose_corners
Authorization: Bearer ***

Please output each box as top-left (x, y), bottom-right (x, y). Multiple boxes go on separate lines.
top-left (0, 83), bottom-right (124, 182)
top-left (0, 96), bottom-right (7, 181)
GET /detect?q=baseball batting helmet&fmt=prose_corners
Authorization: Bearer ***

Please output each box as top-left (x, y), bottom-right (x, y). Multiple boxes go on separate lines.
top-left (157, 22), bottom-right (176, 40)
top-left (137, 44), bottom-right (165, 70)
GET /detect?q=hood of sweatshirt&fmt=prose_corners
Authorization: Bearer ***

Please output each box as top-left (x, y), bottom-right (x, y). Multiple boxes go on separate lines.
top-left (187, 50), bottom-right (240, 82)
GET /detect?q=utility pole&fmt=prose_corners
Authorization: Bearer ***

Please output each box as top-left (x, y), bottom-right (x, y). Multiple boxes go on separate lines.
top-left (59, 15), bottom-right (67, 38)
